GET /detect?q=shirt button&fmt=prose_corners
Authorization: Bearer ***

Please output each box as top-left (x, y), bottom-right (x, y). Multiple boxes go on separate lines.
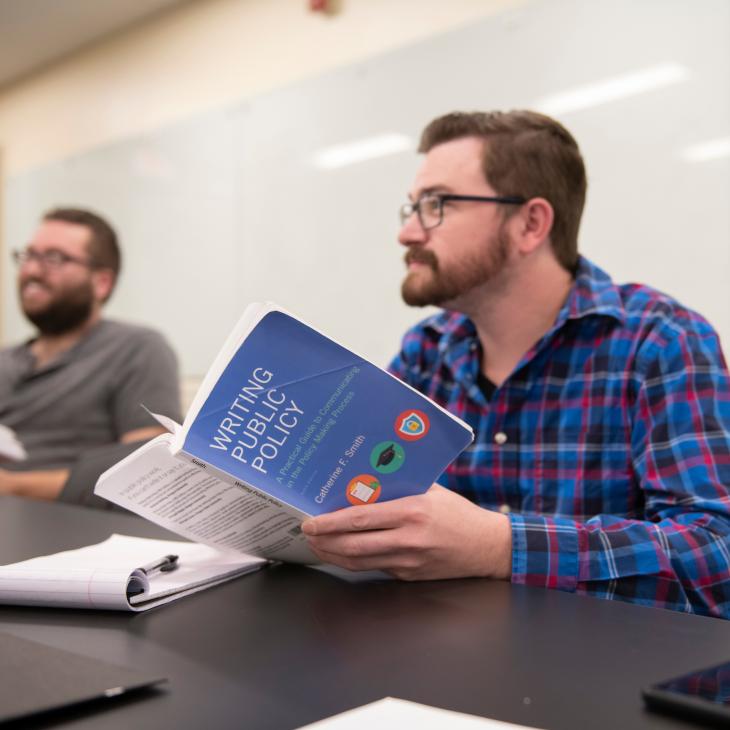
top-left (494, 431), bottom-right (508, 445)
top-left (499, 504), bottom-right (511, 515)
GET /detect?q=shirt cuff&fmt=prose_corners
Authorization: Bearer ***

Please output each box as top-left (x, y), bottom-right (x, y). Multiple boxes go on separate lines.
top-left (509, 513), bottom-right (581, 591)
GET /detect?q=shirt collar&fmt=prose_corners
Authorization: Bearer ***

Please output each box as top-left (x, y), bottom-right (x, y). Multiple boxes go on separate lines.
top-left (558, 255), bottom-right (626, 327)
top-left (18, 319), bottom-right (108, 379)
top-left (425, 255), bottom-right (626, 352)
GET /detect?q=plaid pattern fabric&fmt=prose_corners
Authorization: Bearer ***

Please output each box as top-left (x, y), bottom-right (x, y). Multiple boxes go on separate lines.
top-left (389, 257), bottom-right (730, 618)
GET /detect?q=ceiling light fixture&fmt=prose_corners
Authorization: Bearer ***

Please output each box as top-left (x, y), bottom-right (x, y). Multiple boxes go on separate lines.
top-left (312, 133), bottom-right (413, 170)
top-left (534, 63), bottom-right (691, 116)
top-left (681, 136), bottom-right (730, 163)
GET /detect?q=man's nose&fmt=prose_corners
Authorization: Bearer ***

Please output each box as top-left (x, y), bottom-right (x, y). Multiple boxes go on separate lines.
top-left (398, 210), bottom-right (428, 247)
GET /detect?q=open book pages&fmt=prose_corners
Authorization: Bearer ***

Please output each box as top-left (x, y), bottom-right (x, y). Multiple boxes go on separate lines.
top-left (0, 424), bottom-right (27, 462)
top-left (96, 434), bottom-right (315, 564)
top-left (96, 302), bottom-right (474, 564)
top-left (0, 534), bottom-right (265, 612)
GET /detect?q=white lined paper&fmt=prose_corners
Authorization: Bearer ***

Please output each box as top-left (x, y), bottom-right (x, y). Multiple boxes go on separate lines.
top-left (0, 534), bottom-right (266, 611)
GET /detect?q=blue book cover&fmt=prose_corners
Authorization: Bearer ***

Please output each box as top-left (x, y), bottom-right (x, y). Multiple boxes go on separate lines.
top-left (180, 308), bottom-right (473, 516)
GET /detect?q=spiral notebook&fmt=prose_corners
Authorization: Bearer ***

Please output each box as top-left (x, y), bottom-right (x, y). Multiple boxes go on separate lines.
top-left (0, 534), bottom-right (266, 611)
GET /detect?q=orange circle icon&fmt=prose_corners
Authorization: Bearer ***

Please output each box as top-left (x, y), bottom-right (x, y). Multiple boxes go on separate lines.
top-left (346, 474), bottom-right (382, 505)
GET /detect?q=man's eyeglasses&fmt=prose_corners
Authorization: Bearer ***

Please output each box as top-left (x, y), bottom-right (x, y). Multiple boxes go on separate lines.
top-left (12, 249), bottom-right (95, 270)
top-left (399, 193), bottom-right (526, 230)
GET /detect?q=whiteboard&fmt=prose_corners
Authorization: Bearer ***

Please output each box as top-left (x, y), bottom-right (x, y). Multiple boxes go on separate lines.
top-left (3, 0), bottom-right (729, 376)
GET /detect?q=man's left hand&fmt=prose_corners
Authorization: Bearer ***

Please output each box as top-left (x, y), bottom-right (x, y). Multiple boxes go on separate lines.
top-left (0, 466), bottom-right (69, 500)
top-left (301, 484), bottom-right (512, 581)
top-left (0, 468), bottom-right (11, 494)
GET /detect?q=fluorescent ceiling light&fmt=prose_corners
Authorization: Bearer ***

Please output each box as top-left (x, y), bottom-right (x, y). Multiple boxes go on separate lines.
top-left (534, 63), bottom-right (691, 116)
top-left (312, 133), bottom-right (413, 170)
top-left (681, 136), bottom-right (730, 163)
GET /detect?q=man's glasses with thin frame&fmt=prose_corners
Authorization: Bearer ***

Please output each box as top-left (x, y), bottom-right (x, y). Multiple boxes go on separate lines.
top-left (399, 193), bottom-right (526, 230)
top-left (12, 249), bottom-right (95, 270)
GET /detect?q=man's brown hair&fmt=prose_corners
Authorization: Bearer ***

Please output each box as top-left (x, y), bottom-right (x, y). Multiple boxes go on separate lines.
top-left (419, 110), bottom-right (587, 272)
top-left (43, 207), bottom-right (121, 298)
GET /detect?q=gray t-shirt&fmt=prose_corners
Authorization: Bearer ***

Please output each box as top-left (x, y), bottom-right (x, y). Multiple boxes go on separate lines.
top-left (0, 319), bottom-right (181, 471)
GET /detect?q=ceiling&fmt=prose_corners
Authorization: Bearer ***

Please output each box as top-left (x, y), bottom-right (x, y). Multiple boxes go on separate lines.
top-left (0, 0), bottom-right (193, 90)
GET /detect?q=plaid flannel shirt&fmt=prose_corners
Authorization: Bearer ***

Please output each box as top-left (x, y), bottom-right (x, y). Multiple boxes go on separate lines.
top-left (389, 257), bottom-right (730, 618)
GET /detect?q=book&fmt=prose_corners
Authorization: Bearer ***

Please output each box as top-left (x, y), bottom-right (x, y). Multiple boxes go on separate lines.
top-left (0, 534), bottom-right (266, 612)
top-left (0, 423), bottom-right (27, 462)
top-left (95, 302), bottom-right (473, 564)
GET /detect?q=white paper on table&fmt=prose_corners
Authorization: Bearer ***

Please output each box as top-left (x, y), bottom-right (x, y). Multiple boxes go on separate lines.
top-left (297, 697), bottom-right (545, 729)
top-left (0, 534), bottom-right (266, 612)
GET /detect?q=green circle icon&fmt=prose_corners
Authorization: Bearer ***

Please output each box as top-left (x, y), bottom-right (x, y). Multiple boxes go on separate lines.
top-left (369, 441), bottom-right (406, 474)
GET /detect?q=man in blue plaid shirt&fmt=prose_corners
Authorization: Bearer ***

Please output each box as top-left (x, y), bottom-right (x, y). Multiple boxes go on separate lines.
top-left (302, 110), bottom-right (730, 618)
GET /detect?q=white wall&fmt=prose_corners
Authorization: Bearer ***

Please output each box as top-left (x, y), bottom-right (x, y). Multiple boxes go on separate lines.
top-left (0, 0), bottom-right (519, 176)
top-left (0, 0), bottom-right (519, 355)
top-left (1, 0), bottom-right (728, 380)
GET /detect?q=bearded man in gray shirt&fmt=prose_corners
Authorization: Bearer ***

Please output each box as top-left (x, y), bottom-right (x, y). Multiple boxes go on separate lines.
top-left (0, 208), bottom-right (181, 501)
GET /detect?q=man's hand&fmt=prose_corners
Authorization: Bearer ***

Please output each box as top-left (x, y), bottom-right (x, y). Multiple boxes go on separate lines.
top-left (301, 484), bottom-right (512, 581)
top-left (0, 428), bottom-right (162, 503)
top-left (120, 426), bottom-right (168, 444)
top-left (0, 467), bottom-right (69, 500)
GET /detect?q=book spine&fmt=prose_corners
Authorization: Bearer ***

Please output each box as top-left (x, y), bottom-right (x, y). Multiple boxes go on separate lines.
top-left (173, 449), bottom-right (316, 563)
top-left (175, 449), bottom-right (309, 520)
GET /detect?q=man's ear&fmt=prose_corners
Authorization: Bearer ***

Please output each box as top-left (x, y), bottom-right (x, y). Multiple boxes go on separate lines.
top-left (509, 197), bottom-right (554, 255)
top-left (91, 268), bottom-right (115, 304)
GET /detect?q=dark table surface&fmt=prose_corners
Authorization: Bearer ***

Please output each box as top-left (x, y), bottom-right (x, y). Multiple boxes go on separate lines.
top-left (0, 495), bottom-right (728, 730)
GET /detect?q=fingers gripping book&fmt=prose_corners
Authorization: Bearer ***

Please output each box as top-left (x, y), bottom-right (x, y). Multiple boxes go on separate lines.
top-left (95, 303), bottom-right (473, 564)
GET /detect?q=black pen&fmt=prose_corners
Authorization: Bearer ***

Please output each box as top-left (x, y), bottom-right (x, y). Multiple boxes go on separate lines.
top-left (139, 554), bottom-right (179, 577)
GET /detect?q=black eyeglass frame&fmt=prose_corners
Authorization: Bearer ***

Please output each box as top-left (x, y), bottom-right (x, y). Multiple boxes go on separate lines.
top-left (12, 248), bottom-right (96, 270)
top-left (400, 193), bottom-right (527, 230)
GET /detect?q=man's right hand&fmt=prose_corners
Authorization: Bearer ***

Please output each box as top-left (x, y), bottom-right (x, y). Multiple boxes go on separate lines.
top-left (301, 483), bottom-right (513, 581)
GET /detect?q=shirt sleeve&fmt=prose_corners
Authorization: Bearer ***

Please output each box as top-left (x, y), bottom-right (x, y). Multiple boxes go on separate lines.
top-left (110, 329), bottom-right (182, 436)
top-left (510, 325), bottom-right (730, 619)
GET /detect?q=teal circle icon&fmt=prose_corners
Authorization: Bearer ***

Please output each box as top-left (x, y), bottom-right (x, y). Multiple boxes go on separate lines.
top-left (369, 441), bottom-right (406, 474)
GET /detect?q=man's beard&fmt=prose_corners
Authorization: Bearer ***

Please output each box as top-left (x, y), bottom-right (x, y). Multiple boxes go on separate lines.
top-left (21, 279), bottom-right (95, 335)
top-left (401, 225), bottom-right (510, 307)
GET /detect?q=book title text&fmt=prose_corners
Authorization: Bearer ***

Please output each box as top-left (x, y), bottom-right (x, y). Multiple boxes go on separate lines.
top-left (208, 367), bottom-right (304, 474)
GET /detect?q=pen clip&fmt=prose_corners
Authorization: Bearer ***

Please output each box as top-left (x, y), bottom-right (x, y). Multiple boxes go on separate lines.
top-left (140, 554), bottom-right (179, 576)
